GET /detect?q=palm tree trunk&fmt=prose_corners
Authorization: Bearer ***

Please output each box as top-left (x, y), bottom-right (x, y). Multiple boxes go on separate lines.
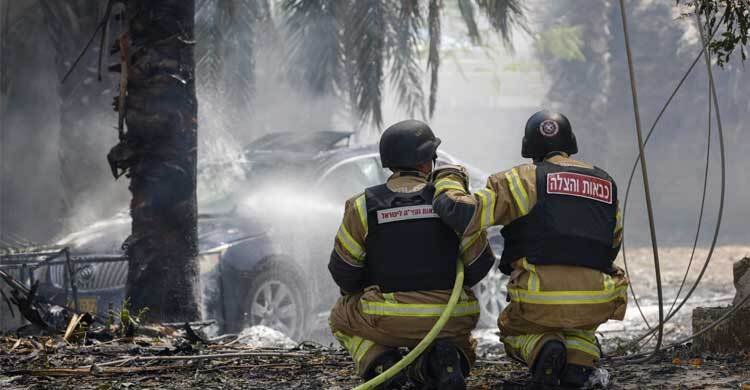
top-left (117, 0), bottom-right (199, 322)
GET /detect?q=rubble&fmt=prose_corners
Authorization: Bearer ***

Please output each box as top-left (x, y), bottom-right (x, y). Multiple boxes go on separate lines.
top-left (733, 257), bottom-right (750, 307)
top-left (0, 331), bottom-right (748, 389)
top-left (692, 257), bottom-right (750, 354)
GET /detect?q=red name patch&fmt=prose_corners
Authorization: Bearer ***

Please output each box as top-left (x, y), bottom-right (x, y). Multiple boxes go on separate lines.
top-left (546, 172), bottom-right (613, 204)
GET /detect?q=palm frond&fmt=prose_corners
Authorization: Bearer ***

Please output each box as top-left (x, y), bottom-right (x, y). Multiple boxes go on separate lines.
top-left (386, 0), bottom-right (425, 120)
top-left (458, 0), bottom-right (480, 45)
top-left (344, 0), bottom-right (386, 127)
top-left (222, 0), bottom-right (263, 104)
top-left (427, 0), bottom-right (441, 117)
top-left (475, 0), bottom-right (526, 46)
top-left (195, 0), bottom-right (228, 92)
top-left (282, 0), bottom-right (342, 97)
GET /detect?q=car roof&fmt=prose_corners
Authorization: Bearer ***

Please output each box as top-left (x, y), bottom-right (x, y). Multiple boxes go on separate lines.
top-left (239, 131), bottom-right (471, 180)
top-left (244, 131), bottom-right (353, 155)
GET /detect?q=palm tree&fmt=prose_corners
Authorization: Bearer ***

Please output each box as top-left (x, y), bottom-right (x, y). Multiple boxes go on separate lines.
top-left (282, 0), bottom-right (526, 128)
top-left (109, 0), bottom-right (200, 322)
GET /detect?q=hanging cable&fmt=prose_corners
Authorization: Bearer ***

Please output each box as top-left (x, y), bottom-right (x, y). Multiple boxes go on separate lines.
top-left (619, 23), bottom-right (721, 331)
top-left (611, 9), bottom-right (729, 359)
top-left (667, 84), bottom-right (711, 317)
top-left (618, 0), bottom-right (665, 362)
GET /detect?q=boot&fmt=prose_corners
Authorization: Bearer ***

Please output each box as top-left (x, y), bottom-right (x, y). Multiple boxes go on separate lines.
top-left (424, 340), bottom-right (467, 390)
top-left (530, 340), bottom-right (566, 389)
top-left (363, 349), bottom-right (407, 389)
top-left (560, 364), bottom-right (593, 388)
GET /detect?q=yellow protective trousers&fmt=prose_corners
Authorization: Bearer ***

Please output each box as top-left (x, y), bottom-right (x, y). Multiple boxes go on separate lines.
top-left (502, 329), bottom-right (600, 368)
top-left (329, 286), bottom-right (480, 376)
top-left (499, 260), bottom-right (628, 368)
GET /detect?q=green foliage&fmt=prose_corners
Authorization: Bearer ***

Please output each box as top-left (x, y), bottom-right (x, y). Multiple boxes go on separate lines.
top-left (108, 299), bottom-right (149, 337)
top-left (680, 0), bottom-right (749, 65)
top-left (281, 0), bottom-right (526, 129)
top-left (535, 26), bottom-right (586, 62)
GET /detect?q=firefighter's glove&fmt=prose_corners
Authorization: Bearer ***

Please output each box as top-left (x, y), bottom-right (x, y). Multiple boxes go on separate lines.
top-left (429, 164), bottom-right (470, 198)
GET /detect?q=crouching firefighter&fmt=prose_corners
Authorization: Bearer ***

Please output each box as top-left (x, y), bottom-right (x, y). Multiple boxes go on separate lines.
top-left (328, 120), bottom-right (495, 389)
top-left (430, 111), bottom-right (628, 388)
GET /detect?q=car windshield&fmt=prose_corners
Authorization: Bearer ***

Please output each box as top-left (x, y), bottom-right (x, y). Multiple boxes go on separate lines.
top-left (199, 160), bottom-right (312, 215)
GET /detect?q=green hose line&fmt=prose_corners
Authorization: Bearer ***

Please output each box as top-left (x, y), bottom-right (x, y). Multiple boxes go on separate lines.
top-left (353, 260), bottom-right (465, 390)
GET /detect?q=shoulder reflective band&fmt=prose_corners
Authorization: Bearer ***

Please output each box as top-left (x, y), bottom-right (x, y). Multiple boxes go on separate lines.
top-left (360, 300), bottom-right (480, 317)
top-left (546, 172), bottom-right (613, 204)
top-left (508, 285), bottom-right (627, 305)
top-left (354, 195), bottom-right (368, 236)
top-left (337, 224), bottom-right (365, 262)
top-left (434, 177), bottom-right (465, 197)
top-left (505, 168), bottom-right (530, 216)
top-left (475, 188), bottom-right (497, 229)
top-left (376, 205), bottom-right (439, 224)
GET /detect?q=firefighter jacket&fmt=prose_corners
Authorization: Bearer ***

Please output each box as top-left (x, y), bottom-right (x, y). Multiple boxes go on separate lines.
top-left (328, 170), bottom-right (495, 295)
top-left (432, 154), bottom-right (628, 329)
top-left (328, 170), bottom-right (495, 374)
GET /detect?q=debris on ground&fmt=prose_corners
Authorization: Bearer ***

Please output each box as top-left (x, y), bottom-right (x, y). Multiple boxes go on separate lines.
top-left (691, 256), bottom-right (750, 354)
top-left (1, 252), bottom-right (749, 388)
top-left (1, 329), bottom-right (749, 389)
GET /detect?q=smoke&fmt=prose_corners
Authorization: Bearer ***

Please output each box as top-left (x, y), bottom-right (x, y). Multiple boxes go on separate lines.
top-left (2, 0), bottom-right (749, 340)
top-left (0, 2), bottom-right (65, 244)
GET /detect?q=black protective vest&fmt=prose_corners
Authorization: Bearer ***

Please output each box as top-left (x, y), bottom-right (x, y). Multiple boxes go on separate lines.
top-left (500, 161), bottom-right (618, 273)
top-left (364, 182), bottom-right (459, 293)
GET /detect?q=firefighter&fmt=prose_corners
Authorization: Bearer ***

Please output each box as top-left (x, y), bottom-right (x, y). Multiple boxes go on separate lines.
top-left (328, 119), bottom-right (495, 389)
top-left (430, 111), bottom-right (627, 388)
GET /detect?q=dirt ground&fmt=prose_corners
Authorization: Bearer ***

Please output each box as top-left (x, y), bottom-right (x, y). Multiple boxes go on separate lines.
top-left (0, 335), bottom-right (748, 390)
top-left (1, 246), bottom-right (749, 389)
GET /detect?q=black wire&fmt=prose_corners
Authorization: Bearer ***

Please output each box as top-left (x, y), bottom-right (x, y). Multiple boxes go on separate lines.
top-left (619, 25), bottom-right (718, 331)
top-left (666, 83), bottom-right (712, 318)
top-left (616, 11), bottom-right (728, 359)
top-left (60, 2), bottom-right (113, 84)
top-left (618, 0), bottom-right (665, 363)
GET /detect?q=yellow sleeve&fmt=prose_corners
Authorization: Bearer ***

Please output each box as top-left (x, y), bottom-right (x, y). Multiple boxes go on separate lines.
top-left (333, 193), bottom-right (368, 267)
top-left (432, 164), bottom-right (538, 237)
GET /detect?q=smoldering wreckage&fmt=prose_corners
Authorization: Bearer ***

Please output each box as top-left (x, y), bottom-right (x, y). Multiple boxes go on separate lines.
top-left (1, 250), bottom-right (749, 390)
top-left (1, 130), bottom-right (750, 390)
top-left (2, 2), bottom-right (750, 390)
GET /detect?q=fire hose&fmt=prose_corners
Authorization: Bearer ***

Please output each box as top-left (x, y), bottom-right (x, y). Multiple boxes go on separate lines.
top-left (353, 259), bottom-right (465, 390)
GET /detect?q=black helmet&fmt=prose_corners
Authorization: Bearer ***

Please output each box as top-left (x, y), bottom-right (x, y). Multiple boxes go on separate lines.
top-left (522, 110), bottom-right (577, 160)
top-left (379, 120), bottom-right (441, 169)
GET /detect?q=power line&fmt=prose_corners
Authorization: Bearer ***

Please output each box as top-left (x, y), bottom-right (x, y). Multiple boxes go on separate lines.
top-left (611, 8), bottom-right (729, 360)
top-left (618, 0), bottom-right (665, 363)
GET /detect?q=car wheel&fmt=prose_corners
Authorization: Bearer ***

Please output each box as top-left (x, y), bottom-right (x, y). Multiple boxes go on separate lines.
top-left (241, 262), bottom-right (309, 340)
top-left (473, 266), bottom-right (509, 328)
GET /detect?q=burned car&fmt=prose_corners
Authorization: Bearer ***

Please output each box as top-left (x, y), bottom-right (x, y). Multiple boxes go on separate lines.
top-left (1, 132), bottom-right (506, 339)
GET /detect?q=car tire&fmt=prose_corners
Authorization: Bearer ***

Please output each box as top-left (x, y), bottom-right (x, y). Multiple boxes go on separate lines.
top-left (240, 260), bottom-right (310, 341)
top-left (473, 266), bottom-right (509, 329)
